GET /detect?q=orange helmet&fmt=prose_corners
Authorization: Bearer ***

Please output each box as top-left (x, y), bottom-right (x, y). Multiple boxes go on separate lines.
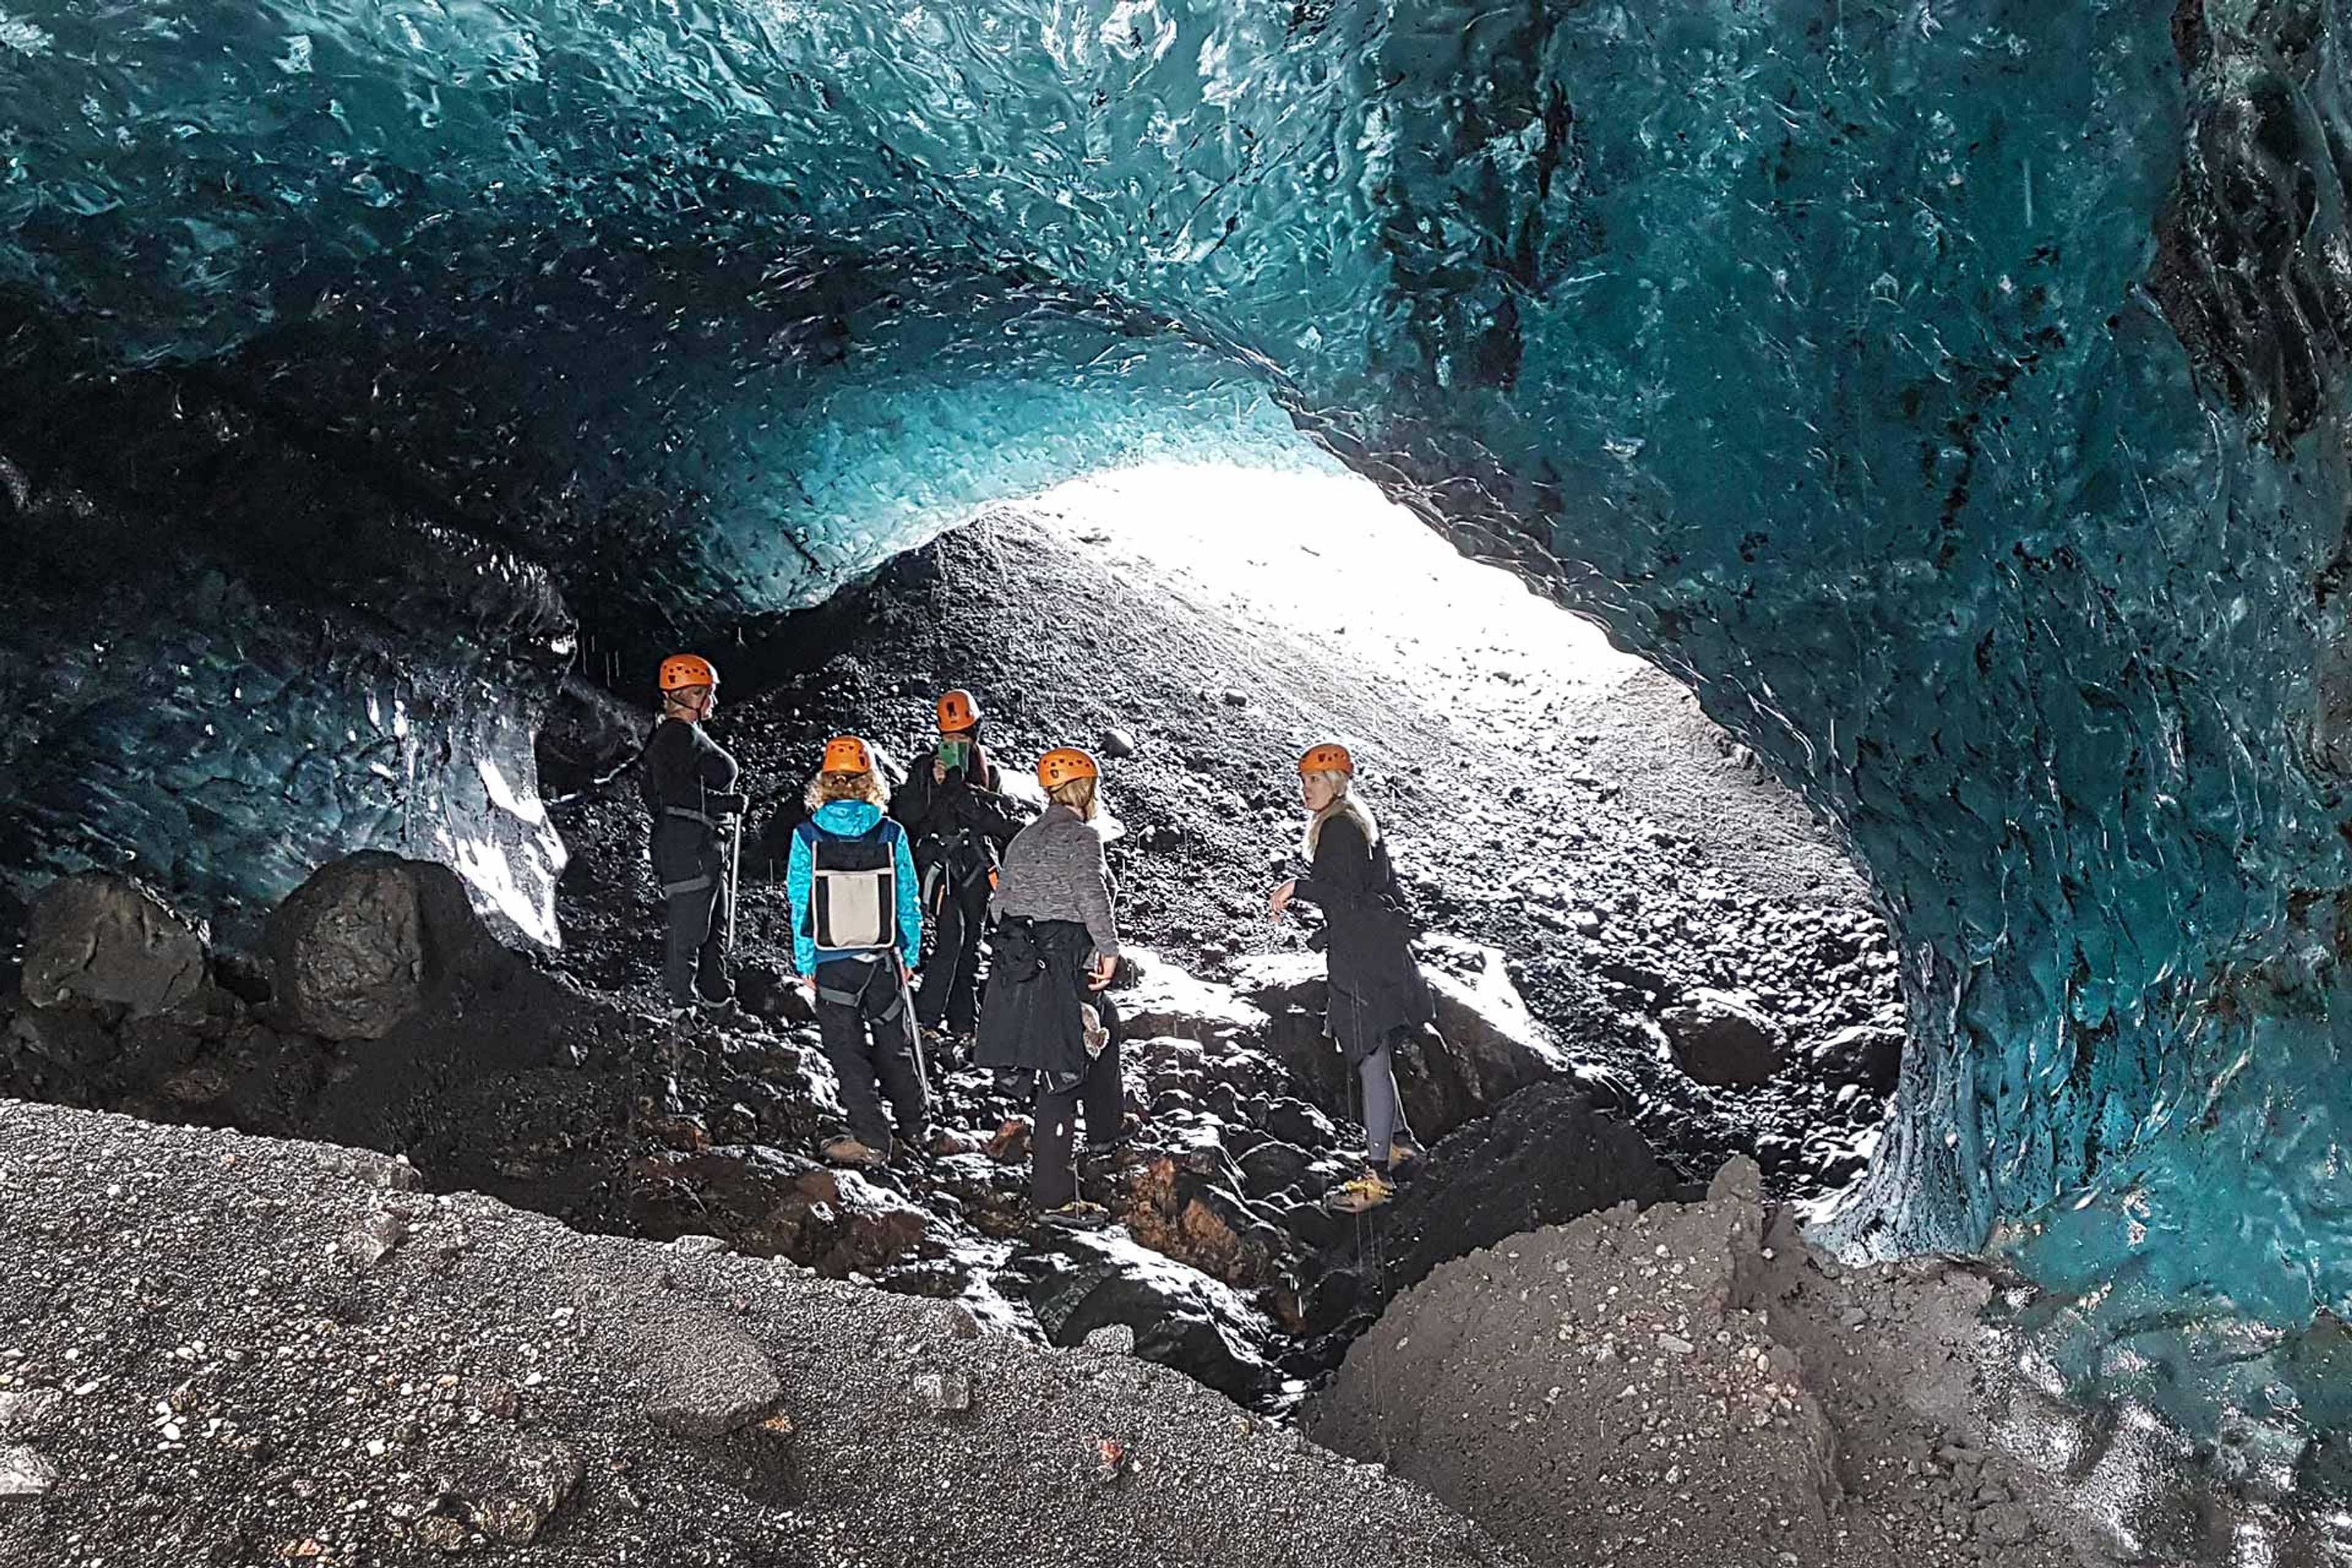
top-left (659, 653), bottom-right (718, 692)
top-left (1037, 747), bottom-right (1099, 790)
top-left (1299, 742), bottom-right (1354, 776)
top-left (821, 735), bottom-right (875, 775)
top-left (936, 689), bottom-right (981, 733)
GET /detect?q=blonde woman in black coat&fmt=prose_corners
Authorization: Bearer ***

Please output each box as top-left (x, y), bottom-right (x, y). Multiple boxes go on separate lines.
top-left (1270, 743), bottom-right (1432, 1212)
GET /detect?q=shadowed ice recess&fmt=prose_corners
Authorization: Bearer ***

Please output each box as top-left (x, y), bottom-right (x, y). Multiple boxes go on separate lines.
top-left (2, 0), bottom-right (2352, 1512)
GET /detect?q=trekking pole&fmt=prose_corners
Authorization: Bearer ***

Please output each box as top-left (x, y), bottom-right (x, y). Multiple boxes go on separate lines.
top-left (725, 816), bottom-right (743, 955)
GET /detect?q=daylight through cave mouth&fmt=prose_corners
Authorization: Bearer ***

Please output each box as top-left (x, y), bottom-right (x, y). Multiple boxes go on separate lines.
top-left (2, 0), bottom-right (2351, 1458)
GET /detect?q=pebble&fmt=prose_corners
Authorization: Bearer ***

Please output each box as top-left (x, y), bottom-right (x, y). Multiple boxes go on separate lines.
top-left (0, 1389), bottom-right (61, 1437)
top-left (346, 1213), bottom-right (404, 1268)
top-left (913, 1371), bottom-right (972, 1415)
top-left (0, 1444), bottom-right (56, 1498)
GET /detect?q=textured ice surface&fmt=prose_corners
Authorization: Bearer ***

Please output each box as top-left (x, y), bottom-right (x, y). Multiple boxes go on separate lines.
top-left (4, 0), bottom-right (2352, 1457)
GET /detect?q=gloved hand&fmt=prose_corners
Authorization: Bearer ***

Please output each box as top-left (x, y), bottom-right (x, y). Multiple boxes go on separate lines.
top-left (709, 791), bottom-right (750, 817)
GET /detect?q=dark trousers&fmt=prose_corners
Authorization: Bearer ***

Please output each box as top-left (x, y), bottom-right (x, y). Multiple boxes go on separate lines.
top-left (657, 832), bottom-right (730, 1006)
top-left (815, 958), bottom-right (929, 1153)
top-left (1032, 1033), bottom-right (1123, 1209)
top-left (916, 875), bottom-right (989, 1033)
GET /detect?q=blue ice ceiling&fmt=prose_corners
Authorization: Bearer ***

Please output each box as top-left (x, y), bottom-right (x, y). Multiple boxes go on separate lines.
top-left (4, 0), bottom-right (2352, 1449)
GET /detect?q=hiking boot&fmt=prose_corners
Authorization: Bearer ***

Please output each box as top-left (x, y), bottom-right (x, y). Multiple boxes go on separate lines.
top-left (821, 1135), bottom-right (889, 1169)
top-left (1388, 1134), bottom-right (1427, 1168)
top-left (1329, 1169), bottom-right (1397, 1213)
top-left (697, 997), bottom-right (756, 1029)
top-left (1039, 1199), bottom-right (1110, 1230)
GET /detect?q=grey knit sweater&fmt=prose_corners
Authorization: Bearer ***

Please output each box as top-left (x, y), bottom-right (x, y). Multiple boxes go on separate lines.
top-left (989, 803), bottom-right (1120, 957)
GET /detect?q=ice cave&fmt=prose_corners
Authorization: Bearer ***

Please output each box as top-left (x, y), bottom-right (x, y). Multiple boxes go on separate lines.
top-left (2, 1), bottom-right (2350, 1561)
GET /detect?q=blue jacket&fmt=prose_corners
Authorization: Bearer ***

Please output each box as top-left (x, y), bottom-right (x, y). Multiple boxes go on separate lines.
top-left (786, 801), bottom-right (922, 976)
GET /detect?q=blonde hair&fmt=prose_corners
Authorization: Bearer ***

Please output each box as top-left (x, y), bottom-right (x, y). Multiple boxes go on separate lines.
top-left (806, 769), bottom-right (887, 811)
top-left (1049, 777), bottom-right (1099, 820)
top-left (1305, 775), bottom-right (1378, 858)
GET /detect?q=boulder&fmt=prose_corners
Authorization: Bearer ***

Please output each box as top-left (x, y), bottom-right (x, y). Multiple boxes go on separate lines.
top-left (1234, 940), bottom-right (1579, 1142)
top-left (1417, 936), bottom-right (1574, 1107)
top-left (1022, 1229), bottom-right (1276, 1404)
top-left (1235, 1139), bottom-right (1316, 1198)
top-left (265, 854), bottom-right (511, 1041)
top-left (19, 873), bottom-right (208, 1018)
top-left (1814, 1022), bottom-right (1904, 1098)
top-left (1117, 948), bottom-right (1272, 1046)
top-left (1115, 1153), bottom-right (1291, 1297)
top-left (2, 1005), bottom-right (117, 1078)
top-left (431, 1436), bottom-right (584, 1546)
top-left (627, 1146), bottom-right (942, 1281)
top-left (1376, 1079), bottom-right (1673, 1300)
top-left (1659, 987), bottom-right (1786, 1088)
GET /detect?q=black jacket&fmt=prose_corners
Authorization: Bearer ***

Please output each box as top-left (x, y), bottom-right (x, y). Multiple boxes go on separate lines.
top-left (1292, 812), bottom-right (1432, 1060)
top-left (890, 742), bottom-right (1025, 880)
top-left (639, 718), bottom-right (745, 826)
top-left (975, 917), bottom-right (1120, 1079)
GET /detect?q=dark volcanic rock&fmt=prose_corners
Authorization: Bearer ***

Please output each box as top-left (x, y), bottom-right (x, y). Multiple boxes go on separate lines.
top-left (434, 1434), bottom-right (587, 1546)
top-left (1232, 944), bottom-right (1577, 1146)
top-left (628, 1145), bottom-right (944, 1281)
top-left (19, 872), bottom-right (209, 1018)
top-left (1659, 987), bottom-right (1786, 1089)
top-left (1374, 1080), bottom-right (1673, 1302)
top-left (266, 854), bottom-right (515, 1041)
top-left (1021, 1228), bottom-right (1279, 1404)
top-left (1815, 1022), bottom-right (1903, 1098)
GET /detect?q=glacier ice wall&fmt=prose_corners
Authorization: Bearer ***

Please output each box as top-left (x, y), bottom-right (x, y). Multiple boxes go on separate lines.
top-left (3, 0), bottom-right (2352, 1402)
top-left (0, 308), bottom-right (575, 944)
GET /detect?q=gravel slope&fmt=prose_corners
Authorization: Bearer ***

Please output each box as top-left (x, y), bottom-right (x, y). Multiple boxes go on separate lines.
top-left (1313, 1159), bottom-right (2106, 1568)
top-left (0, 1098), bottom-right (1525, 1568)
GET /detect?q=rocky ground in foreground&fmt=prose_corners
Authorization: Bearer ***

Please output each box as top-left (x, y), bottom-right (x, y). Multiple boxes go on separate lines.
top-left (0, 1098), bottom-right (1529, 1568)
top-left (1316, 1158), bottom-right (2092, 1568)
top-left (0, 1097), bottom-right (2175, 1568)
top-left (0, 853), bottom-right (1681, 1408)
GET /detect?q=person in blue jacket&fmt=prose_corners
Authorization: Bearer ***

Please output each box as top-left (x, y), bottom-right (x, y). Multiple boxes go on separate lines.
top-left (786, 736), bottom-right (930, 1167)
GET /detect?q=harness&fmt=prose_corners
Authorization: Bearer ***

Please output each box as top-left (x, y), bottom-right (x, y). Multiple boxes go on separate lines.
top-left (814, 956), bottom-right (910, 1023)
top-left (657, 805), bottom-right (726, 897)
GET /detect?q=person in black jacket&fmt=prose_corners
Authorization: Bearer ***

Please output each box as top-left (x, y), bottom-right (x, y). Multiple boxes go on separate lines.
top-left (976, 747), bottom-right (1123, 1226)
top-left (1270, 742), bottom-right (1432, 1212)
top-left (641, 654), bottom-right (749, 1013)
top-left (889, 688), bottom-right (1025, 1047)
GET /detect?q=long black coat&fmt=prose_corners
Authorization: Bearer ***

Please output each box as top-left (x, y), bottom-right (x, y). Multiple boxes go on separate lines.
top-left (974, 917), bottom-right (1120, 1079)
top-left (1292, 813), bottom-right (1433, 1062)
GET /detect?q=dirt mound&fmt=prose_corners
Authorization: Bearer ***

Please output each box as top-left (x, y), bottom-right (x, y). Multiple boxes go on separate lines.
top-left (0, 1098), bottom-right (1526, 1568)
top-left (1311, 1159), bottom-right (2084, 1568)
